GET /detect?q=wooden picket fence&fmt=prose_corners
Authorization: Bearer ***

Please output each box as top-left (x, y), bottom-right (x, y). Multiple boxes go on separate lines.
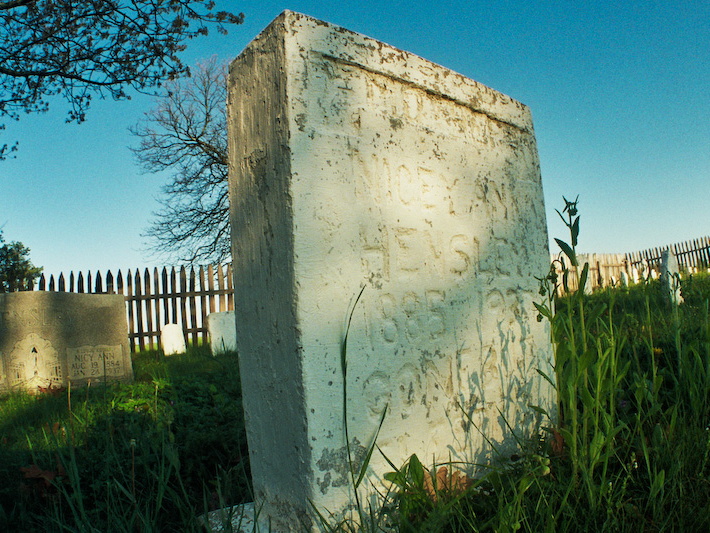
top-left (626, 236), bottom-right (710, 271)
top-left (28, 236), bottom-right (709, 346)
top-left (553, 236), bottom-right (710, 294)
top-left (35, 265), bottom-right (234, 352)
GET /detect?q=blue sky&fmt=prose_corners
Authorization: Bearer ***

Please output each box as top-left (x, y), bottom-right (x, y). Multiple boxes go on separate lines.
top-left (1, 0), bottom-right (708, 277)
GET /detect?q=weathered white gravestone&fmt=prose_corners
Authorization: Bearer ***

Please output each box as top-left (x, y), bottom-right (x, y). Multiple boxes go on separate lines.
top-left (0, 292), bottom-right (132, 392)
top-left (661, 249), bottom-right (683, 304)
top-left (620, 270), bottom-right (630, 287)
top-left (208, 311), bottom-right (237, 354)
top-left (160, 324), bottom-right (186, 356)
top-left (227, 11), bottom-right (555, 531)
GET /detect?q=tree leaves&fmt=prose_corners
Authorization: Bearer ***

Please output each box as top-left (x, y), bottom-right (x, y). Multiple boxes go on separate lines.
top-left (0, 231), bottom-right (43, 291)
top-left (0, 0), bottom-right (244, 159)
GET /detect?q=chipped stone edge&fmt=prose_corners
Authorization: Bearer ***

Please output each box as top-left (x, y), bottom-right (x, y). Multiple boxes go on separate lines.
top-left (234, 10), bottom-right (533, 133)
top-left (281, 10), bottom-right (532, 133)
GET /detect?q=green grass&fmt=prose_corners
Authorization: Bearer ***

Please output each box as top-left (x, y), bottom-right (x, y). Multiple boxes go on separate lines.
top-left (3, 277), bottom-right (709, 532)
top-left (362, 198), bottom-right (710, 532)
top-left (0, 346), bottom-right (250, 532)
top-left (319, 272), bottom-right (709, 532)
top-left (2, 201), bottom-right (710, 531)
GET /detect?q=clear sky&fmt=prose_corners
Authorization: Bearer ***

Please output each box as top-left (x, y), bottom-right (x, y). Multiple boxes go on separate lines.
top-left (1, 0), bottom-right (708, 278)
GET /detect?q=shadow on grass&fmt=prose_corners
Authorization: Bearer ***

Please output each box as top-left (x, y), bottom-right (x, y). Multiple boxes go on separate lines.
top-left (0, 348), bottom-right (252, 531)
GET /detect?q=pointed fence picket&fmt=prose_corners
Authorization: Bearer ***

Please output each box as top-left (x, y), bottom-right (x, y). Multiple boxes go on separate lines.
top-left (36, 265), bottom-right (234, 353)
top-left (626, 236), bottom-right (710, 272)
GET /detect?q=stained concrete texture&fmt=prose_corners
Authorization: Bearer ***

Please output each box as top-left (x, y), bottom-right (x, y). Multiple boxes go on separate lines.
top-left (227, 10), bottom-right (556, 531)
top-left (0, 291), bottom-right (132, 391)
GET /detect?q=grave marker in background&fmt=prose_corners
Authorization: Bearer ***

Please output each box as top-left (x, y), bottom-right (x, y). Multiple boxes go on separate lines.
top-left (228, 11), bottom-right (555, 531)
top-left (620, 271), bottom-right (630, 287)
top-left (0, 292), bottom-right (132, 391)
top-left (208, 311), bottom-right (237, 354)
top-left (661, 249), bottom-right (683, 304)
top-left (160, 324), bottom-right (186, 355)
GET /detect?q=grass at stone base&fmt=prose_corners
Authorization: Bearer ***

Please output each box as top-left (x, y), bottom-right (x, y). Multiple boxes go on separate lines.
top-left (0, 346), bottom-right (251, 532)
top-left (2, 275), bottom-right (710, 532)
top-left (345, 275), bottom-right (710, 533)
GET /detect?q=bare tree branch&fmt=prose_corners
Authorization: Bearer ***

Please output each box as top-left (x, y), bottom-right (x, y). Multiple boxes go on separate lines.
top-left (131, 57), bottom-right (230, 264)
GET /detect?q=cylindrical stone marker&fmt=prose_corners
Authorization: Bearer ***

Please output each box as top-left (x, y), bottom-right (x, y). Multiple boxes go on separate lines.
top-left (228, 10), bottom-right (555, 531)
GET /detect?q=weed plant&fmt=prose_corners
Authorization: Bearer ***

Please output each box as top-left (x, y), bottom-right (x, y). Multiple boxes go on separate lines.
top-left (330, 197), bottom-right (710, 532)
top-left (0, 345), bottom-right (250, 532)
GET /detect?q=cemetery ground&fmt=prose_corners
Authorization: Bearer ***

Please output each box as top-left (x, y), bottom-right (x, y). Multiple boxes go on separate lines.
top-left (0, 274), bottom-right (709, 531)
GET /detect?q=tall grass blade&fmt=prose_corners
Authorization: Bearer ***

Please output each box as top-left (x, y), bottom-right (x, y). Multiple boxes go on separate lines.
top-left (354, 403), bottom-right (388, 490)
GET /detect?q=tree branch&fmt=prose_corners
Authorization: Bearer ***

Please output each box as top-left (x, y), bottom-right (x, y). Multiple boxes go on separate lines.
top-left (0, 0), bottom-right (36, 11)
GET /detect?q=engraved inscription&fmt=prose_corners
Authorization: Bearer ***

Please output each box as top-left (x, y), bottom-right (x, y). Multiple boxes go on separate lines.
top-left (372, 290), bottom-right (448, 346)
top-left (393, 228), bottom-right (420, 272)
top-left (359, 225), bottom-right (389, 286)
top-left (362, 359), bottom-right (449, 423)
top-left (424, 290), bottom-right (446, 339)
top-left (379, 294), bottom-right (399, 343)
top-left (0, 308), bottom-right (75, 328)
top-left (359, 226), bottom-right (479, 281)
top-left (362, 371), bottom-right (391, 418)
top-left (67, 345), bottom-right (125, 379)
top-left (449, 234), bottom-right (474, 274)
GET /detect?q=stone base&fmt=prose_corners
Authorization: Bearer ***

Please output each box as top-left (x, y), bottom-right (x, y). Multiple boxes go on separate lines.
top-left (201, 502), bottom-right (276, 532)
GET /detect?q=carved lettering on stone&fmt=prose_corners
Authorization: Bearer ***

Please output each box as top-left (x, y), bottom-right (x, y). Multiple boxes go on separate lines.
top-left (0, 292), bottom-right (132, 392)
top-left (227, 11), bottom-right (555, 532)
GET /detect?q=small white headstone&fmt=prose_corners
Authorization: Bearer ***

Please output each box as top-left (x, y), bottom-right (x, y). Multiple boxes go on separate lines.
top-left (661, 249), bottom-right (683, 304)
top-left (160, 324), bottom-right (186, 356)
top-left (620, 271), bottom-right (629, 287)
top-left (208, 311), bottom-right (237, 354)
top-left (577, 256), bottom-right (594, 294)
top-left (583, 271), bottom-right (594, 294)
top-left (631, 267), bottom-right (640, 284)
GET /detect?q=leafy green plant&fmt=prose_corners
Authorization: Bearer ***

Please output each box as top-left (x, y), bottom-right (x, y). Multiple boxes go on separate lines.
top-left (377, 196), bottom-right (710, 532)
top-left (528, 198), bottom-right (710, 531)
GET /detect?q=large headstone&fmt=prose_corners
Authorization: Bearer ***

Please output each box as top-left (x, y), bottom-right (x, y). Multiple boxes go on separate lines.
top-left (228, 11), bottom-right (555, 531)
top-left (0, 292), bottom-right (132, 392)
